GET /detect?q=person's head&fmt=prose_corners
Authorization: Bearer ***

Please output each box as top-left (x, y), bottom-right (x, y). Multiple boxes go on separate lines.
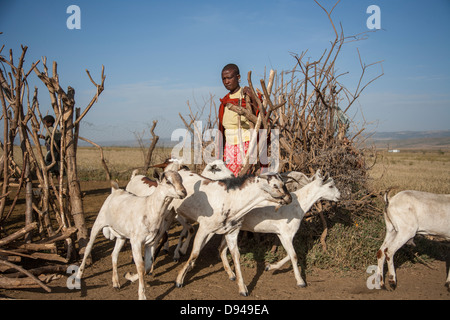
top-left (221, 63), bottom-right (241, 94)
top-left (43, 115), bottom-right (55, 127)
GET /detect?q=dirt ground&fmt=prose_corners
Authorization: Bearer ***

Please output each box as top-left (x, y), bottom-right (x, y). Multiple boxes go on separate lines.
top-left (1, 181), bottom-right (449, 301)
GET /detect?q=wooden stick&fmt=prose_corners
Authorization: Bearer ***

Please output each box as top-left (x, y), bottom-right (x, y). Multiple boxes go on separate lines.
top-left (4, 265), bottom-right (67, 279)
top-left (74, 65), bottom-right (106, 126)
top-left (0, 222), bottom-right (37, 247)
top-left (144, 120), bottom-right (159, 172)
top-left (0, 258), bottom-right (51, 292)
top-left (79, 136), bottom-right (111, 181)
top-left (36, 226), bottom-right (77, 244)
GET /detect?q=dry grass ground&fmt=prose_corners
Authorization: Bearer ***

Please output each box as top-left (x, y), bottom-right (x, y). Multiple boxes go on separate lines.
top-left (1, 146), bottom-right (172, 181)
top-left (76, 146), bottom-right (172, 180)
top-left (367, 150), bottom-right (450, 194)
top-left (76, 147), bottom-right (450, 195)
top-left (5, 146), bottom-right (449, 193)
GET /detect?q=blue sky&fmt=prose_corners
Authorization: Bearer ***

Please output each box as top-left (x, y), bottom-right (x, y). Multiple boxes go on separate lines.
top-left (1, 0), bottom-right (449, 143)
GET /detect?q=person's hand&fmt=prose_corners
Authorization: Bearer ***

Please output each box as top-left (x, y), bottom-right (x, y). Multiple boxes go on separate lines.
top-left (242, 86), bottom-right (252, 97)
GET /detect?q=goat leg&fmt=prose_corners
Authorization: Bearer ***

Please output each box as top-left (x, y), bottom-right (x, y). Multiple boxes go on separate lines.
top-left (219, 236), bottom-right (236, 281)
top-left (175, 227), bottom-right (211, 288)
top-left (225, 229), bottom-right (248, 296)
top-left (130, 239), bottom-right (147, 300)
top-left (111, 238), bottom-right (126, 289)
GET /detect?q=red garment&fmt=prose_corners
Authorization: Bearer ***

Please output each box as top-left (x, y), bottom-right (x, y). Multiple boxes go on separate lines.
top-left (225, 140), bottom-right (250, 177)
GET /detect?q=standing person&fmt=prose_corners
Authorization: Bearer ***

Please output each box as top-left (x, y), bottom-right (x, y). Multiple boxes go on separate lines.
top-left (39, 115), bottom-right (61, 174)
top-left (218, 64), bottom-right (260, 177)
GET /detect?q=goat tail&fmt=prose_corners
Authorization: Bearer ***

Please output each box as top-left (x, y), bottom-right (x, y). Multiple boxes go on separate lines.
top-left (384, 188), bottom-right (391, 205)
top-left (383, 186), bottom-right (398, 205)
top-left (383, 187), bottom-right (397, 231)
top-left (383, 187), bottom-right (396, 212)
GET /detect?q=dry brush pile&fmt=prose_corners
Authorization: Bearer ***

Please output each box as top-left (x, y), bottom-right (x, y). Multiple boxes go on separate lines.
top-left (0, 42), bottom-right (105, 290)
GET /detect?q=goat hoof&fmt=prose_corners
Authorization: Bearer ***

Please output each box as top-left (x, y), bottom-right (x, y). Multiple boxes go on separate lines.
top-left (175, 282), bottom-right (183, 288)
top-left (297, 283), bottom-right (307, 288)
top-left (388, 282), bottom-right (397, 290)
top-left (388, 275), bottom-right (397, 290)
top-left (229, 276), bottom-right (236, 281)
top-left (240, 291), bottom-right (249, 297)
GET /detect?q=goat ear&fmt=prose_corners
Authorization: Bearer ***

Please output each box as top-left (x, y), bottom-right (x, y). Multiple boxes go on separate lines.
top-left (158, 171), bottom-right (167, 183)
top-left (313, 169), bottom-right (322, 180)
top-left (110, 181), bottom-right (119, 190)
top-left (131, 169), bottom-right (139, 179)
top-left (281, 171), bottom-right (311, 186)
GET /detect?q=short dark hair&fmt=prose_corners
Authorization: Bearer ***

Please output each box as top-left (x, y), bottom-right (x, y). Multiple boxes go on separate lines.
top-left (222, 63), bottom-right (240, 76)
top-left (43, 115), bottom-right (55, 125)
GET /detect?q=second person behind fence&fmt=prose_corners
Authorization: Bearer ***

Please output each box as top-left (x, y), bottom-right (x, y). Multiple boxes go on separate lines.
top-left (39, 115), bottom-right (61, 174)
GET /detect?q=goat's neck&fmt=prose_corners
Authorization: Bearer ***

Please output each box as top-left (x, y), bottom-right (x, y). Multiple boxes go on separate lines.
top-left (294, 182), bottom-right (324, 213)
top-left (227, 183), bottom-right (269, 220)
top-left (146, 187), bottom-right (174, 217)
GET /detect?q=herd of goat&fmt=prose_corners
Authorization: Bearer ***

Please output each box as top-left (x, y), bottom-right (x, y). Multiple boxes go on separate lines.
top-left (75, 159), bottom-right (450, 299)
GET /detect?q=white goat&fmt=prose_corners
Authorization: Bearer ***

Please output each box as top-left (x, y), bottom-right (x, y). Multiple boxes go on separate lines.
top-left (171, 169), bottom-right (316, 263)
top-left (219, 170), bottom-right (340, 287)
top-left (171, 160), bottom-right (234, 260)
top-left (127, 169), bottom-right (292, 296)
top-left (124, 159), bottom-right (233, 261)
top-left (171, 170), bottom-right (292, 296)
top-left (76, 171), bottom-right (187, 300)
top-left (376, 189), bottom-right (450, 290)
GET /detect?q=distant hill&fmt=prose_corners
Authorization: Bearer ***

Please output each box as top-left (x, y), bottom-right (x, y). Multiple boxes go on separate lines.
top-left (80, 130), bottom-right (450, 150)
top-left (366, 130), bottom-right (450, 150)
top-left (6, 130), bottom-right (449, 150)
top-left (77, 137), bottom-right (178, 148)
